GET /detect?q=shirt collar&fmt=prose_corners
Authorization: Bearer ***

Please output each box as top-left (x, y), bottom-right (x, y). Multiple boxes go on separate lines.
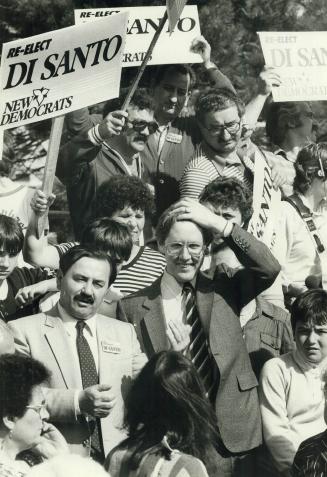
top-left (293, 348), bottom-right (327, 375)
top-left (58, 302), bottom-right (97, 337)
top-left (298, 193), bottom-right (326, 215)
top-left (201, 141), bottom-right (241, 167)
top-left (161, 269), bottom-right (197, 296)
top-left (273, 146), bottom-right (298, 163)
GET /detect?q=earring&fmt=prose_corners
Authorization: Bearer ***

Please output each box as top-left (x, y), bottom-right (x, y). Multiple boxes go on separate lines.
top-left (9, 430), bottom-right (13, 439)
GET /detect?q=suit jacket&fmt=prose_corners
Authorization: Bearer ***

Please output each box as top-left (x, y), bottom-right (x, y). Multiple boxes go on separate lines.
top-left (8, 305), bottom-right (147, 456)
top-left (119, 225), bottom-right (281, 454)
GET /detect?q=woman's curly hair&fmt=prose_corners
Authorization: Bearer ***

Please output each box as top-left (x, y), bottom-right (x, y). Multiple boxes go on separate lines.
top-left (96, 176), bottom-right (155, 219)
top-left (0, 354), bottom-right (50, 419)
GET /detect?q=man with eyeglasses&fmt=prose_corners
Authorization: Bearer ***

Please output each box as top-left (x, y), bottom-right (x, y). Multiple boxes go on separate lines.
top-left (119, 198), bottom-right (280, 477)
top-left (56, 88), bottom-right (157, 239)
top-left (180, 88), bottom-right (254, 200)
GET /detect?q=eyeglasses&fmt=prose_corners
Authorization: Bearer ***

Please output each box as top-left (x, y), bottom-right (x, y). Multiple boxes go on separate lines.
top-left (126, 120), bottom-right (159, 134)
top-left (26, 403), bottom-right (47, 416)
top-left (165, 242), bottom-right (205, 257)
top-left (203, 121), bottom-right (241, 136)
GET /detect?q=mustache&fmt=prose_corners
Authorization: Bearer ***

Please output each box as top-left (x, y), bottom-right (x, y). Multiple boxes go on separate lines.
top-left (74, 292), bottom-right (94, 304)
top-left (134, 135), bottom-right (147, 141)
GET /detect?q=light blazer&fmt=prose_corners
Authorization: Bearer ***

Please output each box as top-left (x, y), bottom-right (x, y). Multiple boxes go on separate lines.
top-left (8, 305), bottom-right (147, 456)
top-left (120, 225), bottom-right (281, 454)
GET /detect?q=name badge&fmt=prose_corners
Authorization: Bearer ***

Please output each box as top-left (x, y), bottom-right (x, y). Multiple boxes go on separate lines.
top-left (166, 132), bottom-right (182, 144)
top-left (101, 341), bottom-right (121, 354)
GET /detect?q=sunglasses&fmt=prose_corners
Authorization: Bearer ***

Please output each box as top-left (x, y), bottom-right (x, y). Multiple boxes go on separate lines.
top-left (126, 120), bottom-right (159, 134)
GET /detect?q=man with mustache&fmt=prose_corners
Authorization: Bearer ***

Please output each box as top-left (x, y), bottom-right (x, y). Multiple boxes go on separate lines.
top-left (9, 245), bottom-right (147, 463)
top-left (56, 89), bottom-right (157, 239)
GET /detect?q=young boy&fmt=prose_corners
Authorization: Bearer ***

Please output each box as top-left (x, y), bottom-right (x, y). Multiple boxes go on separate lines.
top-left (260, 289), bottom-right (327, 475)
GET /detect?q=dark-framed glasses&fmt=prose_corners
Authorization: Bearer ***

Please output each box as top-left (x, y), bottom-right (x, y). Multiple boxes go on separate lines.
top-left (165, 242), bottom-right (205, 257)
top-left (127, 120), bottom-right (159, 134)
top-left (204, 120), bottom-right (241, 136)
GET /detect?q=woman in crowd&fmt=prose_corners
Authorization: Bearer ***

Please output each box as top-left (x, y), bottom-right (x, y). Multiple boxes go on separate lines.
top-left (24, 176), bottom-right (166, 298)
top-left (105, 350), bottom-right (222, 477)
top-left (272, 143), bottom-right (327, 307)
top-left (0, 354), bottom-right (68, 476)
top-left (94, 176), bottom-right (166, 296)
top-left (0, 214), bottom-right (55, 322)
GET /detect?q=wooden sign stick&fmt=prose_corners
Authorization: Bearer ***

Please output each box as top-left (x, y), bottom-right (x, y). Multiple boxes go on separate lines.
top-left (36, 114), bottom-right (65, 239)
top-left (122, 10), bottom-right (168, 110)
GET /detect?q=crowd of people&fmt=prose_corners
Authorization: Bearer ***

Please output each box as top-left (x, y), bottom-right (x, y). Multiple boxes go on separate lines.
top-left (1, 34), bottom-right (327, 477)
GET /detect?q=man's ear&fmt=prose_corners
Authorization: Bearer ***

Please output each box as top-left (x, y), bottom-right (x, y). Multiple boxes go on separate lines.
top-left (3, 416), bottom-right (15, 431)
top-left (56, 270), bottom-right (63, 291)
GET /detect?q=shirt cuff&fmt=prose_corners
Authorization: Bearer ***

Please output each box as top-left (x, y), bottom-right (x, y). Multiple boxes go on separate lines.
top-left (88, 124), bottom-right (103, 145)
top-left (74, 390), bottom-right (81, 419)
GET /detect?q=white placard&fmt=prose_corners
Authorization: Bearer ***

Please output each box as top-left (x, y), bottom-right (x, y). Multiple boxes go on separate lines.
top-left (74, 6), bottom-right (201, 67)
top-left (247, 147), bottom-right (281, 248)
top-left (0, 13), bottom-right (128, 129)
top-left (258, 31), bottom-right (327, 102)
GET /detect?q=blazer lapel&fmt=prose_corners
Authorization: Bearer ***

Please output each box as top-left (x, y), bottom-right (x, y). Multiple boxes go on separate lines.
top-left (142, 279), bottom-right (169, 353)
top-left (196, 275), bottom-right (215, 337)
top-left (44, 306), bottom-right (81, 389)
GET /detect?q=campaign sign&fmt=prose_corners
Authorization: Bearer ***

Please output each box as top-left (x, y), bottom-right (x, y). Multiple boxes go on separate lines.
top-left (247, 147), bottom-right (281, 249)
top-left (0, 12), bottom-right (128, 129)
top-left (74, 6), bottom-right (201, 66)
top-left (258, 31), bottom-right (327, 102)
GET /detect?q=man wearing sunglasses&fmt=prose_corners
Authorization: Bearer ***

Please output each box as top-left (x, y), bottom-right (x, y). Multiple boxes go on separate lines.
top-left (56, 88), bottom-right (157, 239)
top-left (119, 198), bottom-right (280, 477)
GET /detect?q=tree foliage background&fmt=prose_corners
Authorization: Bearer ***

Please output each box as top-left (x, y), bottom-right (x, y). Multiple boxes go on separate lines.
top-left (1, 0), bottom-right (327, 102)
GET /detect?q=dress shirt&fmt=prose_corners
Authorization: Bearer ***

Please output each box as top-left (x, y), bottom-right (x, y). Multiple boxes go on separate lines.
top-left (153, 124), bottom-right (169, 156)
top-left (161, 270), bottom-right (196, 326)
top-left (58, 303), bottom-right (99, 416)
top-left (272, 194), bottom-right (327, 291)
top-left (58, 303), bottom-right (99, 373)
top-left (259, 349), bottom-right (327, 472)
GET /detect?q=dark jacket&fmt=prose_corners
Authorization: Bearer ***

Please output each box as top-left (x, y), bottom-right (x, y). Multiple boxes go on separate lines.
top-left (119, 225), bottom-right (281, 454)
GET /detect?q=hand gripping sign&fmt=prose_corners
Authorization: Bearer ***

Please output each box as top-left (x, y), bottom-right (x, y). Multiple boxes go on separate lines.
top-left (0, 12), bottom-right (129, 130)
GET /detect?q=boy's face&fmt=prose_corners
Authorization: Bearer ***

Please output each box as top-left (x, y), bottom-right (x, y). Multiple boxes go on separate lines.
top-left (0, 250), bottom-right (19, 282)
top-left (295, 321), bottom-right (327, 364)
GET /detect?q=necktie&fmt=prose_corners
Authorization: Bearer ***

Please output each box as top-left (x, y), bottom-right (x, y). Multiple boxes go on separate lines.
top-left (76, 320), bottom-right (103, 459)
top-left (183, 283), bottom-right (218, 402)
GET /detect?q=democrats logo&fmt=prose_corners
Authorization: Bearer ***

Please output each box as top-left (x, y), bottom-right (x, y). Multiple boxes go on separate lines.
top-left (0, 87), bottom-right (73, 127)
top-left (33, 87), bottom-right (49, 106)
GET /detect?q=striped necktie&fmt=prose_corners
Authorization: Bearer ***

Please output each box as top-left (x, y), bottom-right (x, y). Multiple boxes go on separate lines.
top-left (183, 283), bottom-right (218, 402)
top-left (76, 320), bottom-right (104, 460)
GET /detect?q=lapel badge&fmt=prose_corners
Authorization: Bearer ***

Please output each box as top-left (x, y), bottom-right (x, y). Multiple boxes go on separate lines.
top-left (101, 341), bottom-right (121, 354)
top-left (166, 132), bottom-right (182, 144)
